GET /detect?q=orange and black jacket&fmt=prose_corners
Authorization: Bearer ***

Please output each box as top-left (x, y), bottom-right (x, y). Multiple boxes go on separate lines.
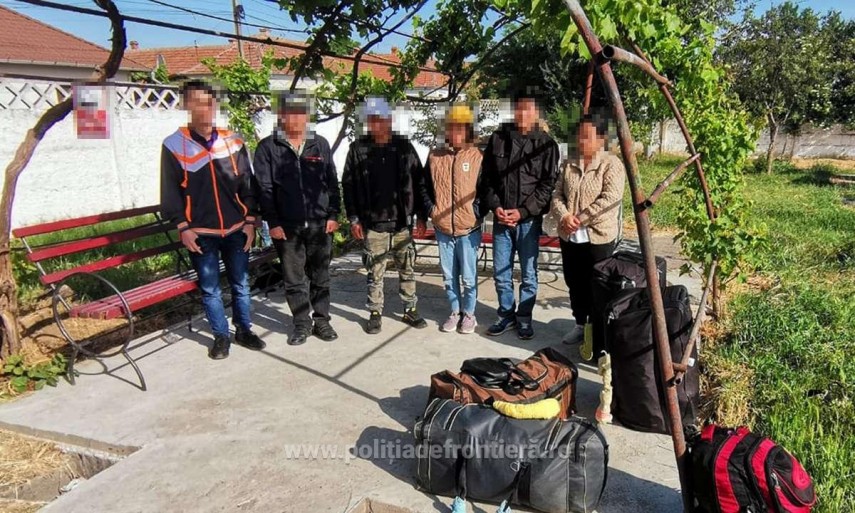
top-left (160, 127), bottom-right (258, 237)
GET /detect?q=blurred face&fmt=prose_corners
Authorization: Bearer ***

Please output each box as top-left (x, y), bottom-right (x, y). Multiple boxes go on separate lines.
top-left (279, 108), bottom-right (309, 136)
top-left (184, 88), bottom-right (216, 130)
top-left (367, 115), bottom-right (392, 142)
top-left (446, 123), bottom-right (468, 148)
top-left (513, 98), bottom-right (538, 132)
top-left (578, 121), bottom-right (605, 160)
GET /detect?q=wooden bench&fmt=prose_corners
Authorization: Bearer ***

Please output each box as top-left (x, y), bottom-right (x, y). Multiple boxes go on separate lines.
top-left (13, 206), bottom-right (275, 390)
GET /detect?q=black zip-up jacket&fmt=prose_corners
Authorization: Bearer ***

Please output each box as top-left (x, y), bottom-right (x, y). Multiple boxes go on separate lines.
top-left (160, 127), bottom-right (257, 236)
top-left (253, 131), bottom-right (340, 230)
top-left (342, 134), bottom-right (422, 230)
top-left (482, 122), bottom-right (560, 220)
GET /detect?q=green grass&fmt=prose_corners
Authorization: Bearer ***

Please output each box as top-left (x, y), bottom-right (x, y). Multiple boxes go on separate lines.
top-left (639, 156), bottom-right (855, 512)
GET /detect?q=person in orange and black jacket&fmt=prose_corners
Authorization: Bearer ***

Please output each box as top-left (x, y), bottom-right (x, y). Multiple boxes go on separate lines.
top-left (160, 80), bottom-right (265, 360)
top-left (254, 90), bottom-right (341, 347)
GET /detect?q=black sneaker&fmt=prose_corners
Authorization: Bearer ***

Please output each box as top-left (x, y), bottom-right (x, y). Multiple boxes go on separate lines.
top-left (486, 317), bottom-right (517, 336)
top-left (402, 307), bottom-right (428, 329)
top-left (235, 329), bottom-right (266, 350)
top-left (313, 322), bottom-right (339, 341)
top-left (366, 311), bottom-right (382, 335)
top-left (208, 335), bottom-right (230, 360)
top-left (289, 326), bottom-right (310, 346)
top-left (518, 322), bottom-right (535, 340)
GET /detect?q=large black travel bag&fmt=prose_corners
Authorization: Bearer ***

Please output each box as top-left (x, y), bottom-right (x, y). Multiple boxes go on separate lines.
top-left (607, 285), bottom-right (699, 434)
top-left (414, 398), bottom-right (608, 513)
top-left (590, 251), bottom-right (667, 357)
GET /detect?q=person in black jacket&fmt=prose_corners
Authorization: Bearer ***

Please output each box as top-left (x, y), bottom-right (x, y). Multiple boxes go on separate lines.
top-left (161, 80), bottom-right (265, 360)
top-left (482, 91), bottom-right (560, 340)
top-left (254, 91), bottom-right (341, 346)
top-left (342, 97), bottom-right (427, 334)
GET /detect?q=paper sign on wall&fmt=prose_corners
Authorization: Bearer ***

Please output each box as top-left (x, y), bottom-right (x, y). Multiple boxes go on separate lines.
top-left (73, 84), bottom-right (111, 139)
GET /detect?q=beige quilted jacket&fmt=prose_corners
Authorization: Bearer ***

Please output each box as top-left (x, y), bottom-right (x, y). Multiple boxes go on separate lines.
top-left (550, 151), bottom-right (626, 244)
top-left (425, 146), bottom-right (483, 236)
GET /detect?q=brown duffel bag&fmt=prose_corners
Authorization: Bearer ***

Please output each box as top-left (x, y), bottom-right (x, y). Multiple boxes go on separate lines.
top-left (428, 347), bottom-right (578, 420)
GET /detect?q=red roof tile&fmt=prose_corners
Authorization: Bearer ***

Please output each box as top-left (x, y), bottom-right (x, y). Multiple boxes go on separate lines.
top-left (0, 5), bottom-right (146, 71)
top-left (126, 34), bottom-right (447, 89)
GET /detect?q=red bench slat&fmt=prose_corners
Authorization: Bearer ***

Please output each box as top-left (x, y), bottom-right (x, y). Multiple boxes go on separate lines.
top-left (69, 248), bottom-right (277, 320)
top-left (71, 276), bottom-right (199, 320)
top-left (27, 223), bottom-right (170, 263)
top-left (40, 242), bottom-right (182, 286)
top-left (414, 230), bottom-right (561, 248)
top-left (13, 206), bottom-right (161, 238)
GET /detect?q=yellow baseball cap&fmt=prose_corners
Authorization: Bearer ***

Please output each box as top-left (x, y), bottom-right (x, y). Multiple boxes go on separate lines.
top-left (447, 104), bottom-right (474, 125)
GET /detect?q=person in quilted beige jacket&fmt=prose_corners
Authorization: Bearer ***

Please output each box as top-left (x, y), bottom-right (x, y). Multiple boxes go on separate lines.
top-left (416, 105), bottom-right (484, 334)
top-left (552, 114), bottom-right (626, 343)
top-left (552, 113), bottom-right (626, 424)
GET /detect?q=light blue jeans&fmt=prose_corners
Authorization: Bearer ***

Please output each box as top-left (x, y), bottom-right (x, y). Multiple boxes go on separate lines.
top-left (492, 216), bottom-right (542, 323)
top-left (436, 229), bottom-right (482, 315)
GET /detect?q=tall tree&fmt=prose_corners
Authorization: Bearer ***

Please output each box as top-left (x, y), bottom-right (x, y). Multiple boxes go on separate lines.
top-left (719, 2), bottom-right (834, 173)
top-left (825, 13), bottom-right (855, 128)
top-left (0, 0), bottom-right (127, 358)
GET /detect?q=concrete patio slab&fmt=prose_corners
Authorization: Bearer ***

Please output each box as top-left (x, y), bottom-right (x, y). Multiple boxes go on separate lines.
top-left (0, 248), bottom-right (698, 513)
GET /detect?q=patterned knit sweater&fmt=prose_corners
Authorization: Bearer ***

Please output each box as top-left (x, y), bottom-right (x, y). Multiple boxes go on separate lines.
top-left (550, 151), bottom-right (626, 244)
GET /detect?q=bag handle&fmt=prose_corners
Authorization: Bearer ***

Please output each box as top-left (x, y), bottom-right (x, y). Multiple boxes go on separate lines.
top-left (503, 368), bottom-right (539, 394)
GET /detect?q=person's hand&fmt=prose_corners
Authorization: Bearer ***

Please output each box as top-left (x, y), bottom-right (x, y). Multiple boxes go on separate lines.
top-left (180, 229), bottom-right (202, 254)
top-left (504, 209), bottom-right (522, 224)
top-left (242, 223), bottom-right (255, 252)
top-left (269, 226), bottom-right (286, 240)
top-left (351, 222), bottom-right (365, 240)
top-left (415, 220), bottom-right (427, 238)
top-left (495, 207), bottom-right (513, 227)
top-left (560, 214), bottom-right (581, 233)
top-left (325, 219), bottom-right (340, 234)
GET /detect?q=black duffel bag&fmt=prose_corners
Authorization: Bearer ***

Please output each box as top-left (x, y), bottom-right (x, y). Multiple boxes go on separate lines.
top-left (607, 285), bottom-right (699, 434)
top-left (590, 251), bottom-right (667, 358)
top-left (414, 398), bottom-right (608, 513)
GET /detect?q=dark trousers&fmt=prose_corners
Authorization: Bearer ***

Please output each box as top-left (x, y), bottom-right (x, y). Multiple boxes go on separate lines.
top-left (272, 225), bottom-right (332, 329)
top-left (560, 239), bottom-right (616, 325)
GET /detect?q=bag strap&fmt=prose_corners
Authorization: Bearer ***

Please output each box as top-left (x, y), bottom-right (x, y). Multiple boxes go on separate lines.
top-left (497, 461), bottom-right (531, 513)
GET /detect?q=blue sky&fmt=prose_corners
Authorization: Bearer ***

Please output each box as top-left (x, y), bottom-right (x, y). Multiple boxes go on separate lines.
top-left (1, 0), bottom-right (852, 51)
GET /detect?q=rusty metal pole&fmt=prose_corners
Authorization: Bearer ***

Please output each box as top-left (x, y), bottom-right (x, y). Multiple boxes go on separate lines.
top-left (560, 1), bottom-right (694, 511)
top-left (582, 59), bottom-right (595, 115)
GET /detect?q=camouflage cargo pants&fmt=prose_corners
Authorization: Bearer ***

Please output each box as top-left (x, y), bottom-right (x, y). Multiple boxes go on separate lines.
top-left (363, 229), bottom-right (417, 312)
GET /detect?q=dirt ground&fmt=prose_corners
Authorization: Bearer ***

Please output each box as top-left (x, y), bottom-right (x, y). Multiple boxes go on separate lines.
top-left (0, 430), bottom-right (71, 512)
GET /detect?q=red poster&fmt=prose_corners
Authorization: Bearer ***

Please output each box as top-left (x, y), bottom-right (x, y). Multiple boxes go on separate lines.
top-left (73, 84), bottom-right (111, 139)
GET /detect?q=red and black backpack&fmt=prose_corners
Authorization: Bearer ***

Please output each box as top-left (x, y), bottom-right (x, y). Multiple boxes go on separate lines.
top-left (690, 425), bottom-right (816, 513)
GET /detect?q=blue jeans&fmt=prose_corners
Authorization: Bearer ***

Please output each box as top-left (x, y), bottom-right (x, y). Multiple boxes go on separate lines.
top-left (492, 216), bottom-right (542, 323)
top-left (436, 229), bottom-right (481, 315)
top-left (189, 230), bottom-right (252, 338)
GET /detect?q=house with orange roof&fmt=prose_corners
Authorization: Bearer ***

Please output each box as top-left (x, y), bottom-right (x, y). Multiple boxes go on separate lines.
top-left (0, 4), bottom-right (147, 81)
top-left (124, 29), bottom-right (449, 96)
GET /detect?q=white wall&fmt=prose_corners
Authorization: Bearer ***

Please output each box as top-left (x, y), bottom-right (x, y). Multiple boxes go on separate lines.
top-left (656, 120), bottom-right (855, 160)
